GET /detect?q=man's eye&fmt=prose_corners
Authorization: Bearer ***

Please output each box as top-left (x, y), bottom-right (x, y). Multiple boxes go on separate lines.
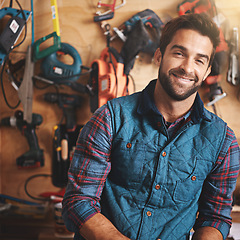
top-left (196, 59), bottom-right (205, 65)
top-left (174, 52), bottom-right (183, 56)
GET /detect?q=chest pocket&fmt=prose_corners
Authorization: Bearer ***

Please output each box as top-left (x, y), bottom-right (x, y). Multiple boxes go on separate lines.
top-left (173, 158), bottom-right (214, 202)
top-left (110, 138), bottom-right (146, 189)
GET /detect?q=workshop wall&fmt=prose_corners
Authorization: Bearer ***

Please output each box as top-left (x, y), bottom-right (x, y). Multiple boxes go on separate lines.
top-left (0, 0), bottom-right (240, 202)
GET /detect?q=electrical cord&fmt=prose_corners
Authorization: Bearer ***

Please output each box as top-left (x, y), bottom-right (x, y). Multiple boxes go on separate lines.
top-left (0, 0), bottom-right (28, 109)
top-left (127, 73), bottom-right (136, 93)
top-left (0, 55), bottom-right (21, 109)
top-left (24, 174), bottom-right (52, 201)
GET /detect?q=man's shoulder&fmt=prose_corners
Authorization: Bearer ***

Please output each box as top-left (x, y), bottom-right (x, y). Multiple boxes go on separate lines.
top-left (108, 91), bottom-right (141, 109)
top-left (203, 106), bottom-right (227, 126)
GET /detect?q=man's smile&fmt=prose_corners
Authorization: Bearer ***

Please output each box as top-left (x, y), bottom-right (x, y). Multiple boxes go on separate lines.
top-left (170, 70), bottom-right (197, 83)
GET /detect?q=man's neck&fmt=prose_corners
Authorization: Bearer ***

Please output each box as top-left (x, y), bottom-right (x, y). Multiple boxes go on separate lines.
top-left (154, 80), bottom-right (196, 123)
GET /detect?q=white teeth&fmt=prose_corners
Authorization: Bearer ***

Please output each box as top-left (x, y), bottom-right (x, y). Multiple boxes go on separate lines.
top-left (178, 75), bottom-right (194, 81)
top-left (179, 77), bottom-right (191, 81)
top-left (176, 76), bottom-right (192, 81)
top-left (172, 73), bottom-right (194, 82)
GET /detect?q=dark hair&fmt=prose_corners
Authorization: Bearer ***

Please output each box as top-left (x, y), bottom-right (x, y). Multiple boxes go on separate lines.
top-left (159, 13), bottom-right (220, 66)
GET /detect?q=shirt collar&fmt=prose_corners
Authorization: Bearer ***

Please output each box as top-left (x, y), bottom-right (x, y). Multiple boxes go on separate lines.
top-left (137, 79), bottom-right (211, 123)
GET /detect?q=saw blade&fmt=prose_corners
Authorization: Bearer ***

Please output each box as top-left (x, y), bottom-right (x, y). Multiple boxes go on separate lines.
top-left (18, 44), bottom-right (34, 123)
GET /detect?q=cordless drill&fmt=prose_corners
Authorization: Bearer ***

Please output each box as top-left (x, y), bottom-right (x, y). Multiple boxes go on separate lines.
top-left (0, 110), bottom-right (44, 168)
top-left (44, 93), bottom-right (84, 131)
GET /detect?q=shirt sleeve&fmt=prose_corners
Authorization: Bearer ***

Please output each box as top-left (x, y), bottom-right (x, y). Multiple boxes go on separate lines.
top-left (194, 126), bottom-right (240, 239)
top-left (62, 105), bottom-right (112, 233)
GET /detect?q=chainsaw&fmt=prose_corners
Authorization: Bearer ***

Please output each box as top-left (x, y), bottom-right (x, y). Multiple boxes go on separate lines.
top-left (89, 46), bottom-right (134, 113)
top-left (89, 23), bottom-right (134, 113)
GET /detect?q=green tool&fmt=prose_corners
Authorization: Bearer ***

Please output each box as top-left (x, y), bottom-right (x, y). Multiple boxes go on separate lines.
top-left (33, 0), bottom-right (61, 61)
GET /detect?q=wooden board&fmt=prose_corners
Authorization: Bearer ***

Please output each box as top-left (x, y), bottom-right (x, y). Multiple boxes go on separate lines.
top-left (0, 0), bottom-right (240, 202)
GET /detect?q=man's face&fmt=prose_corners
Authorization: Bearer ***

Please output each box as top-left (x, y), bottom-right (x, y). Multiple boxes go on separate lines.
top-left (157, 29), bottom-right (213, 101)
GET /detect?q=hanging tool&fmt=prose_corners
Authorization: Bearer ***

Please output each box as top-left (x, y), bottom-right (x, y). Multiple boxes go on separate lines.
top-left (38, 0), bottom-right (83, 83)
top-left (115, 9), bottom-right (164, 75)
top-left (40, 42), bottom-right (82, 83)
top-left (33, 0), bottom-right (61, 61)
top-left (0, 7), bottom-right (31, 65)
top-left (111, 9), bottom-right (163, 43)
top-left (51, 124), bottom-right (82, 188)
top-left (94, 0), bottom-right (126, 22)
top-left (89, 23), bottom-right (134, 112)
top-left (227, 27), bottom-right (239, 86)
top-left (18, 44), bottom-right (34, 123)
top-left (0, 110), bottom-right (44, 168)
top-left (43, 92), bottom-right (84, 131)
top-left (39, 24), bottom-right (135, 113)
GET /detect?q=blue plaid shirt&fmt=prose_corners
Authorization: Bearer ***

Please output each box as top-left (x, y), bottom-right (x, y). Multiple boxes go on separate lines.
top-left (63, 80), bottom-right (240, 239)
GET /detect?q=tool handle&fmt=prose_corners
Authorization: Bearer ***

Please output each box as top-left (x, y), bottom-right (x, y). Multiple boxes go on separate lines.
top-left (16, 149), bottom-right (44, 168)
top-left (50, 0), bottom-right (60, 36)
top-left (0, 7), bottom-right (30, 21)
top-left (94, 12), bottom-right (114, 22)
top-left (33, 32), bottom-right (61, 61)
top-left (41, 42), bottom-right (82, 82)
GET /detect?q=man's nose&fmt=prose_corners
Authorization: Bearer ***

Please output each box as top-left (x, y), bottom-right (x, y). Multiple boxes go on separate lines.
top-left (180, 58), bottom-right (194, 73)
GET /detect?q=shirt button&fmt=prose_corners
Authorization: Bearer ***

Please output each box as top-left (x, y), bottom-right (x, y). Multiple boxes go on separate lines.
top-left (155, 184), bottom-right (160, 190)
top-left (162, 151), bottom-right (166, 157)
top-left (191, 175), bottom-right (197, 181)
top-left (126, 143), bottom-right (132, 148)
top-left (146, 211), bottom-right (152, 217)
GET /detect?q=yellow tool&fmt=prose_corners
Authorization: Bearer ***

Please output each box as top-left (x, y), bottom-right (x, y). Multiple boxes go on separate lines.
top-left (50, 0), bottom-right (60, 37)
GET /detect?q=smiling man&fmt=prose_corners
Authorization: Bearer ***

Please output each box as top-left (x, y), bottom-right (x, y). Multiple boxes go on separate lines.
top-left (62, 13), bottom-right (240, 240)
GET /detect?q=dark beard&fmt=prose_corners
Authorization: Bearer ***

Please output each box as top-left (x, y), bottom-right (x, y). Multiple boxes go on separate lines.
top-left (158, 65), bottom-right (201, 101)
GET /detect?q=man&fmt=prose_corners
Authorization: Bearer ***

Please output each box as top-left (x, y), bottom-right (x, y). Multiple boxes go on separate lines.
top-left (62, 13), bottom-right (240, 240)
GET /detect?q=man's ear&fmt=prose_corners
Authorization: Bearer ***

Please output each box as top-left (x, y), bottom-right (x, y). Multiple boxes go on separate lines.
top-left (203, 66), bottom-right (212, 81)
top-left (154, 48), bottom-right (162, 66)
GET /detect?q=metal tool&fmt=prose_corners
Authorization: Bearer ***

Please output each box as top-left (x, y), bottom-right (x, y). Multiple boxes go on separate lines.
top-left (94, 0), bottom-right (126, 22)
top-left (18, 45), bottom-right (34, 123)
top-left (44, 92), bottom-right (84, 131)
top-left (51, 124), bottom-right (82, 188)
top-left (0, 110), bottom-right (44, 168)
top-left (33, 0), bottom-right (61, 61)
top-left (227, 27), bottom-right (239, 86)
top-left (40, 42), bottom-right (82, 83)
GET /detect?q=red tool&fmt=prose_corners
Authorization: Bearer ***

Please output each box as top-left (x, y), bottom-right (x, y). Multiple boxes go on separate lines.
top-left (89, 23), bottom-right (135, 113)
top-left (94, 0), bottom-right (126, 22)
top-left (89, 46), bottom-right (134, 112)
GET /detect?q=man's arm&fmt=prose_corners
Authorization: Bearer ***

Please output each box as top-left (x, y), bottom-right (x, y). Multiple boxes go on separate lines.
top-left (80, 213), bottom-right (130, 240)
top-left (62, 105), bottom-right (115, 236)
top-left (194, 127), bottom-right (240, 239)
top-left (192, 226), bottom-right (223, 240)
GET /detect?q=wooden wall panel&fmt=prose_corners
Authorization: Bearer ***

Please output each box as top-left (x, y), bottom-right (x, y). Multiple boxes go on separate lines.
top-left (0, 0), bottom-right (240, 201)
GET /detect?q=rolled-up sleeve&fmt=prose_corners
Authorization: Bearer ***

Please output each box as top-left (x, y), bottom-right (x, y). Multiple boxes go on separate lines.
top-left (62, 105), bottom-right (112, 233)
top-left (194, 126), bottom-right (240, 239)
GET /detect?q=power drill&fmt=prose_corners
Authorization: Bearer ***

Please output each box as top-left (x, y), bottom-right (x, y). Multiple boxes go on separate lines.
top-left (0, 110), bottom-right (44, 168)
top-left (44, 92), bottom-right (84, 131)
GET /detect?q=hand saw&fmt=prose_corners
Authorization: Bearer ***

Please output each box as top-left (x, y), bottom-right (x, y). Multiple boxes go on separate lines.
top-left (33, 0), bottom-right (61, 61)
